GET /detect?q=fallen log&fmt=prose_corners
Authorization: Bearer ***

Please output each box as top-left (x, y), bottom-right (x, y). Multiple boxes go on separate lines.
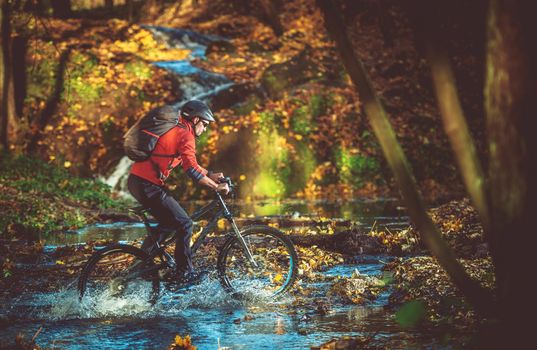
top-left (289, 228), bottom-right (383, 255)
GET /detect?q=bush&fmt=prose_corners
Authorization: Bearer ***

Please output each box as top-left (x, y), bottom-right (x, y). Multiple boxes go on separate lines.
top-left (335, 147), bottom-right (381, 188)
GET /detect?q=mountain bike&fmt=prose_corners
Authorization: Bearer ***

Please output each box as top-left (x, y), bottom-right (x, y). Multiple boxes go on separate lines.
top-left (77, 178), bottom-right (298, 305)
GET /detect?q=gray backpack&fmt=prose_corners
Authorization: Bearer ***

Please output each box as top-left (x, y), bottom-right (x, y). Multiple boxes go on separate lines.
top-left (123, 105), bottom-right (184, 162)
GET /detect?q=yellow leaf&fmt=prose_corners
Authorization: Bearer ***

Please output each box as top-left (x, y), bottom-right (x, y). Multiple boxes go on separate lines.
top-left (174, 335), bottom-right (184, 346)
top-left (217, 219), bottom-right (226, 230)
top-left (273, 273), bottom-right (283, 283)
top-left (56, 260), bottom-right (65, 265)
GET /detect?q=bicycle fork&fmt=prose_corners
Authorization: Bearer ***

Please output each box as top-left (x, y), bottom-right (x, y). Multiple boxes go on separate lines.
top-left (218, 194), bottom-right (259, 269)
top-left (229, 217), bottom-right (259, 269)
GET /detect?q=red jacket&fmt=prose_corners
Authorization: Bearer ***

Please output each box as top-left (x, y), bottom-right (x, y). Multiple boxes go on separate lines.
top-left (130, 119), bottom-right (207, 186)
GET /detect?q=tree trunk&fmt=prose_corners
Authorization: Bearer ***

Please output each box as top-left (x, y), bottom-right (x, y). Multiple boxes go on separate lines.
top-left (485, 0), bottom-right (536, 339)
top-left (12, 35), bottom-right (27, 119)
top-left (259, 0), bottom-right (284, 36)
top-left (51, 0), bottom-right (71, 18)
top-left (105, 0), bottom-right (113, 10)
top-left (316, 0), bottom-right (495, 315)
top-left (28, 48), bottom-right (71, 153)
top-left (126, 0), bottom-right (133, 22)
top-left (1, 0), bottom-right (17, 151)
top-left (143, 0), bottom-right (159, 19)
top-left (0, 0), bottom-right (4, 150)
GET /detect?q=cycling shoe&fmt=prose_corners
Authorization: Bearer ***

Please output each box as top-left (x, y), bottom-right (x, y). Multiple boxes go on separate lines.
top-left (176, 270), bottom-right (209, 285)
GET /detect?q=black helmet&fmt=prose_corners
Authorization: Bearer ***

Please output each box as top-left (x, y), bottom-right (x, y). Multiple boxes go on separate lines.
top-left (180, 100), bottom-right (215, 123)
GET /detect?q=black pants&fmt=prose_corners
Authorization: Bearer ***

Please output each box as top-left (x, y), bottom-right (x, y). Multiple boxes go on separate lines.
top-left (127, 174), bottom-right (194, 274)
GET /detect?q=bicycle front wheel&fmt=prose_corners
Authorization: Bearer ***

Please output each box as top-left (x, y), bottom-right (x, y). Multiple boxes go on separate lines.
top-left (78, 244), bottom-right (160, 307)
top-left (217, 225), bottom-right (298, 299)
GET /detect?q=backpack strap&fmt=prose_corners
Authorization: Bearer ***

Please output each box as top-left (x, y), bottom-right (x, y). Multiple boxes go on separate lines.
top-left (148, 123), bottom-right (186, 158)
top-left (151, 152), bottom-right (180, 158)
top-left (148, 123), bottom-right (186, 181)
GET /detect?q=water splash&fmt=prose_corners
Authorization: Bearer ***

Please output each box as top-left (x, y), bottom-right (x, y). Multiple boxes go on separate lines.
top-left (25, 273), bottom-right (289, 322)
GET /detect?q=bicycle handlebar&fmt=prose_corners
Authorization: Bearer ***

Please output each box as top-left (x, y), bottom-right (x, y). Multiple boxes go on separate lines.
top-left (217, 176), bottom-right (235, 195)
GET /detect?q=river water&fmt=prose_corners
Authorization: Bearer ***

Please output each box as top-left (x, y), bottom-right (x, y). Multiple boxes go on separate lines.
top-left (43, 198), bottom-right (407, 247)
top-left (0, 199), bottom-right (457, 349)
top-left (0, 259), bottom-right (398, 349)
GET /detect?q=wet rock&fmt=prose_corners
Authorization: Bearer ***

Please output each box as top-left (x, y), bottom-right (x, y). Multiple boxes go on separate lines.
top-left (206, 40), bottom-right (236, 55)
top-left (210, 82), bottom-right (263, 111)
top-left (0, 315), bottom-right (10, 329)
top-left (311, 336), bottom-right (365, 350)
top-left (316, 300), bottom-right (332, 315)
top-left (328, 273), bottom-right (384, 304)
top-left (260, 47), bottom-right (322, 99)
top-left (96, 209), bottom-right (139, 223)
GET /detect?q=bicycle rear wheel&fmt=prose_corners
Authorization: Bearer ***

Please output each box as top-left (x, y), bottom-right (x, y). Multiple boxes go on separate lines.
top-left (217, 225), bottom-right (298, 299)
top-left (78, 244), bottom-right (160, 307)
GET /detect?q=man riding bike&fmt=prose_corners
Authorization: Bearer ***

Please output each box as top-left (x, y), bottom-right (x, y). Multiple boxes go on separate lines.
top-left (127, 100), bottom-right (229, 285)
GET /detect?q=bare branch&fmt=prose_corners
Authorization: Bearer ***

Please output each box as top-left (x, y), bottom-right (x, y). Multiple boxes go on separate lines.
top-left (425, 29), bottom-right (489, 227)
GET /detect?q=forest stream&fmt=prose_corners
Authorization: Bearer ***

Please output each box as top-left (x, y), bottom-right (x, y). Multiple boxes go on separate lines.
top-left (0, 199), bottom-right (465, 349)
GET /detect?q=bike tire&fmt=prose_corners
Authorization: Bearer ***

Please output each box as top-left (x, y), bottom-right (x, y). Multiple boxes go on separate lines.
top-left (78, 244), bottom-right (160, 306)
top-left (217, 225), bottom-right (298, 299)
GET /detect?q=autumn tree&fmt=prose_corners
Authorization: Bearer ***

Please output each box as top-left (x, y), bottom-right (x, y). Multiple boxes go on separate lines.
top-left (1, 0), bottom-right (17, 151)
top-left (317, 0), bottom-right (535, 344)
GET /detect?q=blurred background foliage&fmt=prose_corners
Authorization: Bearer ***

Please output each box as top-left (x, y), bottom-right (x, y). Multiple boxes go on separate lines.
top-left (1, 0), bottom-right (486, 236)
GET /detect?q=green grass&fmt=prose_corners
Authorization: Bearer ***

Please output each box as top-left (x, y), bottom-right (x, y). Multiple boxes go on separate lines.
top-left (0, 154), bottom-right (122, 239)
top-left (125, 60), bottom-right (153, 80)
top-left (64, 52), bottom-right (103, 109)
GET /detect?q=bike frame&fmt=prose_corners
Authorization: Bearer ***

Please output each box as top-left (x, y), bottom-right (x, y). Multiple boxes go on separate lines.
top-left (140, 189), bottom-right (258, 269)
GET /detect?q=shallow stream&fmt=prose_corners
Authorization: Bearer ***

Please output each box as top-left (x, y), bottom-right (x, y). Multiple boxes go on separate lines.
top-left (0, 199), bottom-right (456, 349)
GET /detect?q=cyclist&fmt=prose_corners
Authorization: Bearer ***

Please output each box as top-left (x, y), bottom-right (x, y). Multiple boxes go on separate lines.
top-left (127, 100), bottom-right (229, 284)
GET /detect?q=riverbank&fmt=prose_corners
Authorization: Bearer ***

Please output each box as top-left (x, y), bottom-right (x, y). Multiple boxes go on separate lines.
top-left (0, 154), bottom-right (128, 240)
